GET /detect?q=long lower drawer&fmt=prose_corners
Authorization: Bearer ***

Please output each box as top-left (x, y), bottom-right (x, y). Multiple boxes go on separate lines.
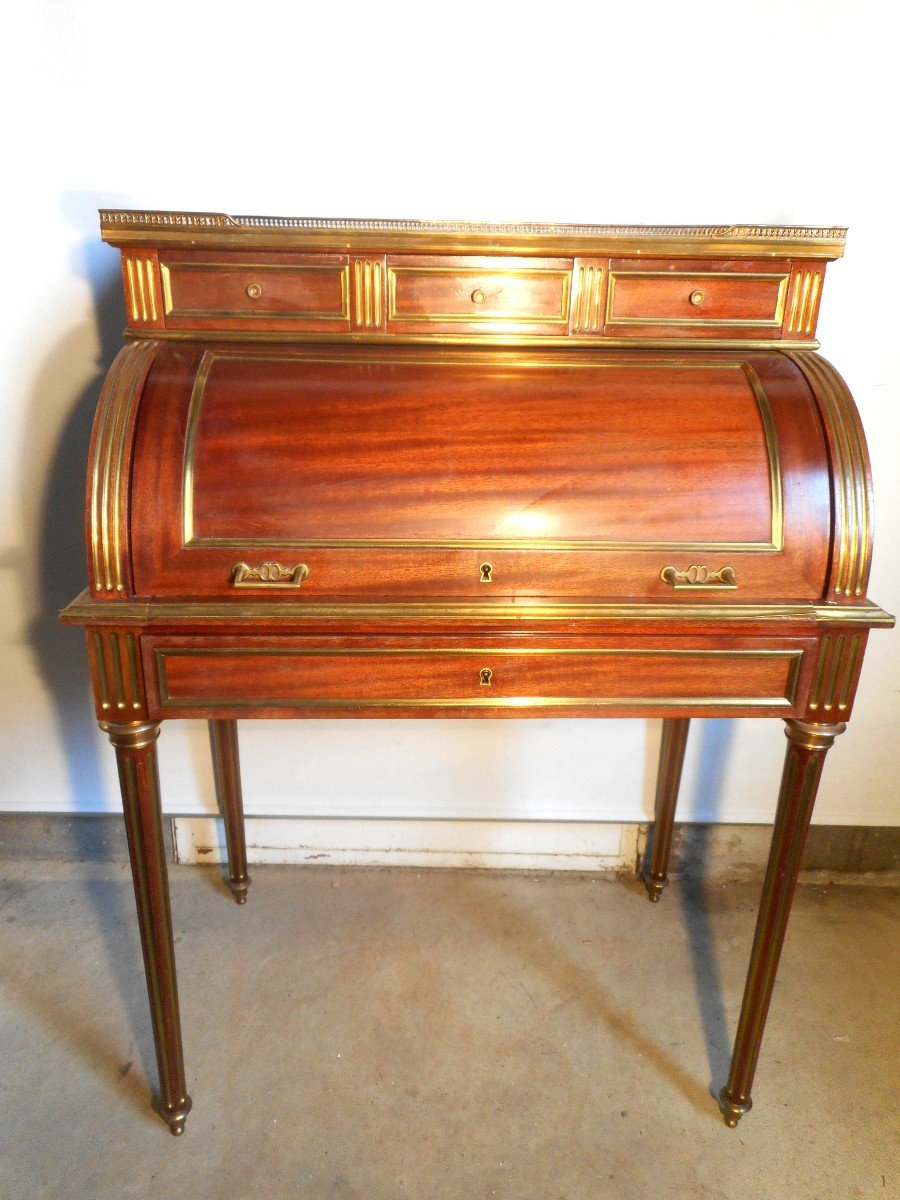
top-left (144, 636), bottom-right (810, 719)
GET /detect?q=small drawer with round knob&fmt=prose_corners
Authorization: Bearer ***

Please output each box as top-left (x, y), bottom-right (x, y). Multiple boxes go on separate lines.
top-left (157, 251), bottom-right (351, 332)
top-left (385, 255), bottom-right (572, 335)
top-left (605, 258), bottom-right (792, 339)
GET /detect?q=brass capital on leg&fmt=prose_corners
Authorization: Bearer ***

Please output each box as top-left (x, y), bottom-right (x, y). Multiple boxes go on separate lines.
top-left (719, 718), bottom-right (845, 1127)
top-left (102, 719), bottom-right (193, 1135)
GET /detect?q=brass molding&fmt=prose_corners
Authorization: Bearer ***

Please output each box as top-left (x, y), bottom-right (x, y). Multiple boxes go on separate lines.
top-left (123, 328), bottom-right (824, 352)
top-left (181, 350), bottom-right (782, 554)
top-left (89, 339), bottom-right (161, 595)
top-left (783, 718), bottom-right (846, 752)
top-left (99, 720), bottom-right (160, 750)
top-left (787, 353), bottom-right (871, 601)
top-left (58, 589), bottom-right (897, 629)
top-left (100, 211), bottom-right (848, 259)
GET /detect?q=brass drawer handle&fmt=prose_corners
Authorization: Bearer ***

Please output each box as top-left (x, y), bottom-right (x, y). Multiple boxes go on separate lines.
top-left (232, 562), bottom-right (309, 588)
top-left (661, 565), bottom-right (736, 589)
top-left (471, 288), bottom-right (486, 304)
top-left (246, 282), bottom-right (262, 299)
top-left (479, 668), bottom-right (493, 686)
top-left (689, 289), bottom-right (705, 306)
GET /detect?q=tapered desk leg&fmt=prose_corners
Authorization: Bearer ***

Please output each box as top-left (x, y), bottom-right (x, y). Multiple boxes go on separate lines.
top-left (642, 717), bottom-right (690, 901)
top-left (719, 719), bottom-right (845, 1127)
top-left (102, 721), bottom-right (192, 1136)
top-left (209, 719), bottom-right (251, 904)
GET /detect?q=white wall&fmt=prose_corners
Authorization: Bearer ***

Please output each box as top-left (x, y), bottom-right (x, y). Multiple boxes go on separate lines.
top-left (1, 1), bottom-right (897, 830)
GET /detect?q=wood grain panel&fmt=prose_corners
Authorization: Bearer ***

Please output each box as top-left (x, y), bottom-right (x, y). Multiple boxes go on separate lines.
top-left (128, 344), bottom-right (832, 602)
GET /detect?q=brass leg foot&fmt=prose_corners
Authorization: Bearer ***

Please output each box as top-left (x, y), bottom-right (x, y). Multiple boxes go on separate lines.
top-left (718, 1087), bottom-right (751, 1128)
top-left (642, 872), bottom-right (669, 902)
top-left (159, 1094), bottom-right (193, 1136)
top-left (227, 874), bottom-right (251, 905)
top-left (642, 718), bottom-right (689, 903)
top-left (209, 720), bottom-right (252, 907)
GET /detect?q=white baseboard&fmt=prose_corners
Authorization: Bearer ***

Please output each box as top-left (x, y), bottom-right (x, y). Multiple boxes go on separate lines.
top-left (172, 818), bottom-right (638, 872)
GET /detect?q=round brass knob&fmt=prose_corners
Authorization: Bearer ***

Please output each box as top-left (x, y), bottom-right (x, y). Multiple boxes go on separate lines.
top-left (471, 289), bottom-right (486, 304)
top-left (689, 289), bottom-right (705, 306)
top-left (246, 282), bottom-right (262, 299)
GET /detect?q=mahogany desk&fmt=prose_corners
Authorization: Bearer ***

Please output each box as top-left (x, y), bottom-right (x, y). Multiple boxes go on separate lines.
top-left (61, 212), bottom-right (893, 1135)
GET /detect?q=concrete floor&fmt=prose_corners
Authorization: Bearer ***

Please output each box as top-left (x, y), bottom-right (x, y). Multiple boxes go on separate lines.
top-left (0, 863), bottom-right (896, 1200)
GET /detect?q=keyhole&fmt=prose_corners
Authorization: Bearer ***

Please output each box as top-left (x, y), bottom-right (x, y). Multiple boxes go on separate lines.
top-left (479, 668), bottom-right (493, 686)
top-left (480, 562), bottom-right (493, 583)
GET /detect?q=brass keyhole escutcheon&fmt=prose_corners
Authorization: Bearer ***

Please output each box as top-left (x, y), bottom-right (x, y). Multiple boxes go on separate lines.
top-left (246, 282), bottom-right (262, 299)
top-left (479, 668), bottom-right (493, 686)
top-left (480, 562), bottom-right (493, 583)
top-left (471, 288), bottom-right (486, 304)
top-left (689, 289), bottom-right (705, 306)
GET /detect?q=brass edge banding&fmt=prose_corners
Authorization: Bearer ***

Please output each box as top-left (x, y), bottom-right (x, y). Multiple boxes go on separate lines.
top-left (182, 351), bottom-right (779, 553)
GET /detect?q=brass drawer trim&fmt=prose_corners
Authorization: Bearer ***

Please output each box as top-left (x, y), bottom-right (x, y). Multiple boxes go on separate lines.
top-left (153, 645), bottom-right (803, 711)
top-left (160, 260), bottom-right (351, 322)
top-left (606, 271), bottom-right (789, 329)
top-left (386, 266), bottom-right (571, 325)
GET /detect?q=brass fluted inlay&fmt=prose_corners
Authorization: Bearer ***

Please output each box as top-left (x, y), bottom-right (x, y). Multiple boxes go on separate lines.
top-left (123, 255), bottom-right (159, 324)
top-left (788, 353), bottom-right (870, 598)
top-left (91, 630), bottom-right (144, 712)
top-left (571, 262), bottom-right (604, 332)
top-left (786, 269), bottom-right (821, 334)
top-left (353, 259), bottom-right (383, 328)
top-left (90, 340), bottom-right (161, 593)
top-left (808, 633), bottom-right (863, 713)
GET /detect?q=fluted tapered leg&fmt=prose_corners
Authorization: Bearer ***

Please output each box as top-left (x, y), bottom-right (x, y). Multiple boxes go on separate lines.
top-left (209, 719), bottom-right (251, 904)
top-left (642, 718), bottom-right (690, 901)
top-left (103, 721), bottom-right (192, 1135)
top-left (719, 719), bottom-right (845, 1127)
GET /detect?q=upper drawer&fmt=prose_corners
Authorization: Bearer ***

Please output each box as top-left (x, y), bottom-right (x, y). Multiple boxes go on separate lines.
top-left (385, 256), bottom-right (572, 335)
top-left (605, 259), bottom-right (791, 339)
top-left (158, 251), bottom-right (350, 333)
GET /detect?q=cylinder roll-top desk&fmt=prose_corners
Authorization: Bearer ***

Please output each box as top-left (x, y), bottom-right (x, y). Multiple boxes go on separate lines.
top-left (61, 212), bottom-right (892, 1135)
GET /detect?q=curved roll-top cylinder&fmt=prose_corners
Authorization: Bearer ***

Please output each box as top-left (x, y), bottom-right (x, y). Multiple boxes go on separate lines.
top-left (86, 340), bottom-right (871, 607)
